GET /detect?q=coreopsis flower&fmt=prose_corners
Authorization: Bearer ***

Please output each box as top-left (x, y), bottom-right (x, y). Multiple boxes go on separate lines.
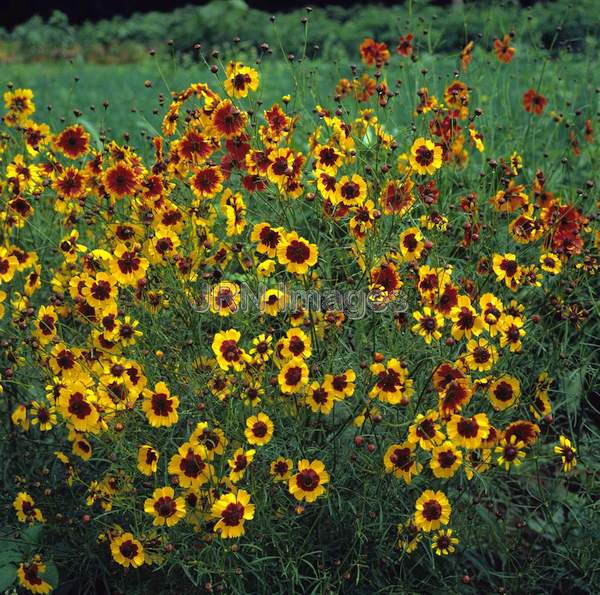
top-left (280, 328), bottom-right (312, 360)
top-left (397, 517), bottom-right (422, 553)
top-left (30, 401), bottom-right (57, 431)
top-left (464, 337), bottom-right (498, 372)
top-left (289, 459), bottom-right (329, 502)
top-left (168, 442), bottom-right (214, 488)
top-left (407, 410), bottom-right (445, 450)
top-left (137, 444), bottom-right (159, 476)
top-left (249, 333), bottom-right (273, 364)
top-left (54, 124), bottom-right (89, 158)
top-left (479, 293), bottom-right (504, 336)
top-left (276, 231), bottom-right (318, 275)
top-left (109, 243), bottom-right (148, 286)
top-left (111, 533), bottom-right (145, 568)
top-left (212, 99), bottom-right (248, 138)
top-left (447, 413), bottom-right (490, 449)
top-left (212, 329), bottom-right (249, 371)
top-left (278, 358), bottom-right (310, 394)
top-left (432, 529), bottom-right (459, 555)
top-left (17, 555), bottom-right (53, 594)
top-left (554, 435), bottom-right (577, 472)
top-left (369, 358), bottom-right (413, 405)
top-left (498, 315), bottom-right (525, 352)
top-left (359, 38), bottom-right (390, 67)
top-left (461, 40), bottom-right (474, 71)
top-left (0, 246), bottom-right (18, 283)
top-left (211, 489), bottom-right (255, 538)
top-left (190, 422), bottom-right (228, 458)
top-left (57, 381), bottom-right (100, 432)
top-left (224, 62), bottom-right (259, 98)
top-left (80, 272), bottom-right (117, 309)
top-left (450, 296), bottom-right (483, 340)
top-left (142, 382), bottom-right (179, 428)
top-left (396, 33), bottom-right (414, 57)
top-left (144, 486), bottom-right (186, 527)
top-left (4, 88), bottom-right (35, 121)
top-left (415, 490), bottom-right (451, 532)
top-left (383, 442), bottom-right (421, 483)
top-left (412, 307), bottom-right (445, 344)
top-left (228, 448), bottom-right (255, 482)
top-left (305, 381), bottom-right (335, 414)
top-left (495, 435), bottom-right (526, 470)
top-left (190, 166), bottom-right (224, 199)
top-left (539, 252), bottom-right (562, 274)
top-left (270, 457), bottom-right (294, 481)
top-left (379, 179), bottom-right (415, 215)
top-left (494, 34), bottom-right (515, 63)
top-left (430, 441), bottom-right (463, 479)
top-left (492, 253), bottom-right (521, 290)
top-left (14, 492), bottom-right (45, 524)
top-left (251, 222), bottom-right (284, 257)
top-left (488, 375), bottom-right (520, 411)
top-left (324, 369), bottom-right (356, 400)
top-left (409, 138), bottom-right (442, 175)
top-left (399, 227), bottom-right (425, 260)
top-left (245, 412), bottom-right (274, 446)
top-left (523, 88), bottom-right (547, 115)
top-left (208, 281), bottom-right (240, 317)
top-left (335, 174), bottom-right (367, 207)
top-left (260, 288), bottom-right (287, 316)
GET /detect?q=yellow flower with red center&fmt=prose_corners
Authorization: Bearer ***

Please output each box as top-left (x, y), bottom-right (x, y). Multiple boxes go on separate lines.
top-left (430, 441), bottom-right (463, 478)
top-left (212, 329), bottom-right (249, 371)
top-left (190, 165), bottom-right (224, 199)
top-left (323, 369), bottom-right (356, 400)
top-left (224, 62), bottom-right (259, 98)
top-left (109, 243), bottom-right (149, 286)
top-left (144, 486), bottom-right (186, 527)
top-left (554, 435), bottom-right (577, 472)
top-left (270, 457), bottom-right (294, 481)
top-left (492, 253), bottom-right (521, 290)
top-left (137, 444), bottom-right (159, 476)
top-left (488, 375), bottom-right (520, 411)
top-left (276, 231), bottom-right (318, 275)
top-left (111, 533), bottom-right (145, 568)
top-left (280, 328), bottom-right (312, 360)
top-left (278, 357), bottom-right (310, 394)
top-left (539, 252), bottom-right (562, 274)
top-left (495, 435), bottom-right (526, 470)
top-left (335, 174), bottom-right (367, 206)
top-left (383, 442), bottom-right (421, 483)
top-left (228, 447), bottom-right (255, 482)
top-left (305, 381), bottom-right (335, 414)
top-left (251, 222), bottom-right (284, 258)
top-left (289, 459), bottom-right (329, 502)
top-left (13, 492), bottom-right (45, 524)
top-left (57, 381), bottom-right (100, 432)
top-left (208, 281), bottom-right (241, 317)
top-left (260, 288), bottom-right (287, 316)
top-left (432, 529), bottom-right (459, 555)
top-left (4, 88), bottom-right (35, 121)
top-left (142, 382), bottom-right (179, 428)
top-left (399, 227), bottom-right (426, 261)
top-left (407, 410), bottom-right (445, 450)
top-left (168, 442), bottom-right (214, 488)
top-left (211, 489), bottom-right (255, 538)
top-left (449, 296), bottom-right (483, 341)
top-left (464, 337), bottom-right (498, 372)
top-left (17, 555), bottom-right (53, 594)
top-left (54, 124), bottom-right (89, 159)
top-left (409, 138), bottom-right (442, 175)
top-left (498, 315), bottom-right (525, 352)
top-left (447, 413), bottom-right (490, 449)
top-left (244, 412), bottom-right (274, 446)
top-left (369, 358), bottom-right (413, 405)
top-left (412, 307), bottom-right (445, 344)
top-left (415, 490), bottom-right (451, 532)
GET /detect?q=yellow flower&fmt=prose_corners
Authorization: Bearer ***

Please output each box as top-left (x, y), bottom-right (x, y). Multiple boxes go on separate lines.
top-left (270, 457), bottom-right (294, 481)
top-left (488, 375), bottom-right (520, 411)
top-left (495, 435), bottom-right (526, 470)
top-left (409, 138), bottom-right (443, 175)
top-left (289, 459), bottom-right (329, 502)
top-left (224, 62), bottom-right (259, 98)
top-left (245, 412), bottom-right (274, 446)
top-left (211, 489), bottom-right (255, 538)
top-left (17, 556), bottom-right (52, 594)
top-left (415, 490), bottom-right (451, 532)
top-left (13, 492), bottom-right (45, 524)
top-left (142, 382), bottom-right (179, 428)
top-left (554, 435), bottom-right (577, 472)
top-left (383, 442), bottom-right (421, 483)
top-left (446, 413), bottom-right (490, 449)
top-left (111, 533), bottom-right (145, 568)
top-left (137, 444), bottom-right (159, 476)
top-left (212, 329), bottom-right (249, 371)
top-left (412, 307), bottom-right (445, 344)
top-left (278, 357), bottom-right (310, 394)
top-left (144, 486), bottom-right (186, 527)
top-left (430, 441), bottom-right (463, 478)
top-left (276, 231), bottom-right (318, 275)
top-left (432, 528), bottom-right (459, 555)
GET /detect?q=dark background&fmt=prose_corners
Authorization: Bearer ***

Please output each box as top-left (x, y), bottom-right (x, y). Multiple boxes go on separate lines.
top-left (3, 0), bottom-right (462, 29)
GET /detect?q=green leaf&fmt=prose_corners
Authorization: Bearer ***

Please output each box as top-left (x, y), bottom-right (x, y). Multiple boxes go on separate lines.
top-left (21, 524), bottom-right (43, 545)
top-left (0, 564), bottom-right (17, 591)
top-left (0, 549), bottom-right (22, 566)
top-left (43, 561), bottom-right (59, 588)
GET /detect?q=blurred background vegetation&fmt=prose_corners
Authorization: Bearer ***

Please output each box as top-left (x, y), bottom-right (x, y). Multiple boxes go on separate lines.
top-left (0, 0), bottom-right (598, 65)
